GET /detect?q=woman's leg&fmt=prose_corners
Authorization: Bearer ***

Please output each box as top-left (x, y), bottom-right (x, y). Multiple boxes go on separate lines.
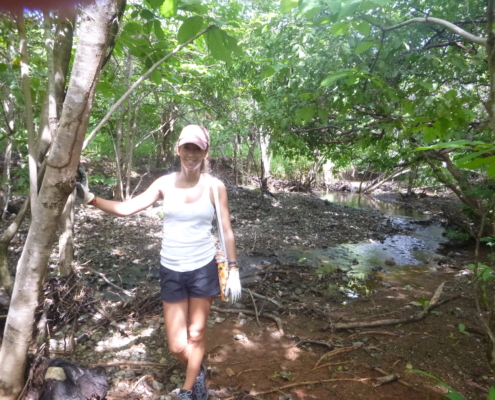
top-left (163, 295), bottom-right (214, 390)
top-left (183, 295), bottom-right (214, 389)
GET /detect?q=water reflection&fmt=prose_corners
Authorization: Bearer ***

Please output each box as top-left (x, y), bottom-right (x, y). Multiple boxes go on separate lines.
top-left (320, 192), bottom-right (429, 220)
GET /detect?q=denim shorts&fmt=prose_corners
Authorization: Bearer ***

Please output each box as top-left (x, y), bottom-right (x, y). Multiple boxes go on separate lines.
top-left (159, 257), bottom-right (220, 302)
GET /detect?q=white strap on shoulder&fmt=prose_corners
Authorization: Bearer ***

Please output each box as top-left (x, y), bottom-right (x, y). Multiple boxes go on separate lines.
top-left (210, 175), bottom-right (228, 258)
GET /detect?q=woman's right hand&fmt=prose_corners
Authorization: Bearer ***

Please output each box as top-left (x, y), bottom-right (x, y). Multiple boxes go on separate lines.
top-left (76, 165), bottom-right (95, 204)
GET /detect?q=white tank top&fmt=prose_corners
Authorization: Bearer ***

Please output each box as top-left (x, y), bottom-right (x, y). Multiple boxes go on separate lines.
top-left (160, 174), bottom-right (215, 271)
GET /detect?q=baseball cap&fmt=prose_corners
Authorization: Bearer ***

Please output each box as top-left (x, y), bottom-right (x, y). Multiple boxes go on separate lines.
top-left (177, 125), bottom-right (209, 150)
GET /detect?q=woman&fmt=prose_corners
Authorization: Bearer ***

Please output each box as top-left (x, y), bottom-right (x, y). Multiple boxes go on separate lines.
top-left (76, 125), bottom-right (240, 400)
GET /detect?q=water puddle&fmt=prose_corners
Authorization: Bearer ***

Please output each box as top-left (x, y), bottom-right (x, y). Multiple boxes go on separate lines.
top-left (273, 193), bottom-right (446, 296)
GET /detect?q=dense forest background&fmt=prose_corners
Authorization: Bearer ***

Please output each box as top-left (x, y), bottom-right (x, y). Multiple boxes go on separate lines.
top-left (0, 0), bottom-right (494, 399)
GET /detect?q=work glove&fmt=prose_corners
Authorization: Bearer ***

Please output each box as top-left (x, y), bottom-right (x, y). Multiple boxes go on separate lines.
top-left (76, 165), bottom-right (95, 204)
top-left (225, 268), bottom-right (241, 304)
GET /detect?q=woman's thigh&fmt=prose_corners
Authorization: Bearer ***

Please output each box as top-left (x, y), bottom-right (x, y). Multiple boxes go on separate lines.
top-left (163, 299), bottom-right (189, 348)
top-left (187, 296), bottom-right (214, 340)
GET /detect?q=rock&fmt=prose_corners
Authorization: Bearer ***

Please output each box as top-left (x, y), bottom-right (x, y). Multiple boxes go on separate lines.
top-left (234, 334), bottom-right (246, 340)
top-left (132, 322), bottom-right (143, 332)
top-left (384, 258), bottom-right (396, 266)
top-left (124, 370), bottom-right (136, 379)
top-left (152, 380), bottom-right (164, 391)
top-left (45, 367), bottom-right (67, 381)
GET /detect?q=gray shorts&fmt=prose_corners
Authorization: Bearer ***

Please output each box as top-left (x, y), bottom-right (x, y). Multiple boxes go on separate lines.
top-left (159, 257), bottom-right (220, 302)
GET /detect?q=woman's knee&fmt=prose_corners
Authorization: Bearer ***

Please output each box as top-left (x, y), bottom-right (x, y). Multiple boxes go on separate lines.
top-left (188, 326), bottom-right (206, 345)
top-left (168, 338), bottom-right (188, 356)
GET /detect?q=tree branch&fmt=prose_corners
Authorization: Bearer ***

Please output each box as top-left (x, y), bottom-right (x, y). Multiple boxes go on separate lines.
top-left (362, 15), bottom-right (486, 46)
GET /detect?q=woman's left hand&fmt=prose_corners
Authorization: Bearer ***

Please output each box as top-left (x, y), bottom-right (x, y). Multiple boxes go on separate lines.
top-left (225, 268), bottom-right (241, 303)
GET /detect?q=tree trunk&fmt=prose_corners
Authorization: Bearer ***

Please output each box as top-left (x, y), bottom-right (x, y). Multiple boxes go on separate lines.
top-left (0, 2), bottom-right (122, 398)
top-left (259, 130), bottom-right (271, 190)
top-left (125, 104), bottom-right (138, 200)
top-left (113, 108), bottom-right (126, 201)
top-left (58, 190), bottom-right (75, 276)
top-left (16, 12), bottom-right (38, 214)
top-left (38, 8), bottom-right (76, 163)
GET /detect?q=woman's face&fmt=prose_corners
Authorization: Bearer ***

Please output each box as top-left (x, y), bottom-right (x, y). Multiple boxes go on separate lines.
top-left (178, 143), bottom-right (208, 171)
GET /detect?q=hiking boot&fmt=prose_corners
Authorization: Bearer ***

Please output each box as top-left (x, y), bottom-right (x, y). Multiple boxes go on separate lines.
top-left (177, 389), bottom-right (194, 400)
top-left (193, 364), bottom-right (208, 400)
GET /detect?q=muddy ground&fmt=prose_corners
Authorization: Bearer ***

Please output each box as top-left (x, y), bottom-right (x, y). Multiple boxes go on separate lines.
top-left (0, 169), bottom-right (493, 400)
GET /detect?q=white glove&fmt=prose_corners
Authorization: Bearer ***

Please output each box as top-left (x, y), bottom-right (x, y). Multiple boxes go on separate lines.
top-left (76, 165), bottom-right (95, 204)
top-left (225, 268), bottom-right (241, 303)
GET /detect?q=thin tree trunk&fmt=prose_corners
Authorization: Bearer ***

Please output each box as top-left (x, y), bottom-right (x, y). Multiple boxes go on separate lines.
top-left (0, 2), bottom-right (122, 397)
top-left (58, 190), bottom-right (75, 276)
top-left (16, 12), bottom-right (38, 214)
top-left (114, 108), bottom-right (126, 201)
top-left (259, 130), bottom-right (271, 190)
top-left (125, 104), bottom-right (138, 200)
top-left (37, 8), bottom-right (76, 163)
top-left (234, 134), bottom-right (239, 186)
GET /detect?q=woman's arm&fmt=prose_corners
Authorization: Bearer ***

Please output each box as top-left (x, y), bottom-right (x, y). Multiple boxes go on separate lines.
top-left (92, 176), bottom-right (166, 217)
top-left (216, 180), bottom-right (237, 265)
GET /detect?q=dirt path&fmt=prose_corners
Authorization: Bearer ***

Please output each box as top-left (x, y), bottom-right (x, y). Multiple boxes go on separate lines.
top-left (0, 185), bottom-right (491, 400)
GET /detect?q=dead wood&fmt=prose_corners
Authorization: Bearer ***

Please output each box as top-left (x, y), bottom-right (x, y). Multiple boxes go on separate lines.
top-left (247, 289), bottom-right (261, 327)
top-left (247, 377), bottom-right (373, 397)
top-left (77, 266), bottom-right (135, 298)
top-left (241, 288), bottom-right (281, 308)
top-left (313, 346), bottom-right (358, 369)
top-left (374, 374), bottom-right (400, 386)
top-left (333, 282), bottom-right (450, 330)
top-left (373, 367), bottom-right (418, 391)
top-left (211, 305), bottom-right (284, 335)
top-left (90, 360), bottom-right (168, 368)
top-left (291, 339), bottom-right (334, 349)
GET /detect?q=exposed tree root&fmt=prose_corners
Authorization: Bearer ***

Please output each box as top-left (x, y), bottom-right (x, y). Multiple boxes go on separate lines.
top-left (333, 283), bottom-right (457, 330)
top-left (313, 346), bottom-right (359, 369)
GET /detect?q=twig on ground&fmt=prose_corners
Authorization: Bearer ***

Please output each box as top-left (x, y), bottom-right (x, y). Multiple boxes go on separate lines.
top-left (90, 360), bottom-right (169, 368)
top-left (292, 339), bottom-right (334, 349)
top-left (241, 288), bottom-right (281, 308)
top-left (77, 266), bottom-right (135, 298)
top-left (247, 377), bottom-right (373, 397)
top-left (348, 330), bottom-right (402, 338)
top-left (313, 346), bottom-right (358, 369)
top-left (211, 305), bottom-right (284, 335)
top-left (130, 374), bottom-right (152, 392)
top-left (248, 289), bottom-right (262, 328)
top-left (312, 361), bottom-right (350, 371)
top-left (333, 282), bottom-right (451, 330)
top-left (236, 368), bottom-right (261, 377)
top-left (373, 367), bottom-right (418, 391)
top-left (374, 374), bottom-right (399, 386)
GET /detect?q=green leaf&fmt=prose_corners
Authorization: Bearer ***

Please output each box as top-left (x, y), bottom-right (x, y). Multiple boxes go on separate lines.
top-left (318, 107), bottom-right (329, 122)
top-left (295, 105), bottom-right (316, 124)
top-left (353, 20), bottom-right (370, 35)
top-left (178, 16), bottom-right (204, 44)
top-left (140, 9), bottom-right (155, 19)
top-left (487, 386), bottom-right (495, 400)
top-left (151, 69), bottom-right (162, 85)
top-left (160, 0), bottom-right (178, 18)
top-left (154, 20), bottom-right (165, 41)
top-left (299, 0), bottom-right (322, 16)
top-left (280, 0), bottom-right (298, 13)
top-left (458, 155), bottom-right (495, 170)
top-left (423, 126), bottom-right (437, 143)
top-left (329, 21), bottom-right (350, 36)
top-left (321, 70), bottom-right (351, 86)
top-left (146, 0), bottom-right (164, 8)
top-left (371, 0), bottom-right (392, 6)
top-left (297, 257), bottom-right (307, 263)
top-left (179, 0), bottom-right (208, 14)
top-left (207, 26), bottom-right (231, 63)
top-left (326, 1), bottom-right (341, 14)
top-left (260, 66), bottom-right (275, 78)
top-left (355, 42), bottom-right (373, 55)
top-left (0, 63), bottom-right (8, 72)
top-left (338, 0), bottom-right (362, 19)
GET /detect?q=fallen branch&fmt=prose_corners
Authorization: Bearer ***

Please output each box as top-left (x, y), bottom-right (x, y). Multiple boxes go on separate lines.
top-left (249, 377), bottom-right (373, 397)
top-left (77, 266), bottom-right (135, 298)
top-left (241, 288), bottom-right (281, 308)
top-left (211, 305), bottom-right (284, 335)
top-left (90, 360), bottom-right (168, 368)
top-left (333, 282), bottom-right (448, 330)
top-left (247, 289), bottom-right (261, 328)
top-left (292, 339), bottom-right (334, 349)
top-left (313, 346), bottom-right (358, 369)
top-left (373, 367), bottom-right (418, 391)
top-left (374, 374), bottom-right (399, 386)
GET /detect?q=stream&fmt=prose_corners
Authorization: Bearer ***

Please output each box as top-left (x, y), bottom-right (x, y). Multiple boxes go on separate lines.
top-left (262, 192), bottom-right (448, 297)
